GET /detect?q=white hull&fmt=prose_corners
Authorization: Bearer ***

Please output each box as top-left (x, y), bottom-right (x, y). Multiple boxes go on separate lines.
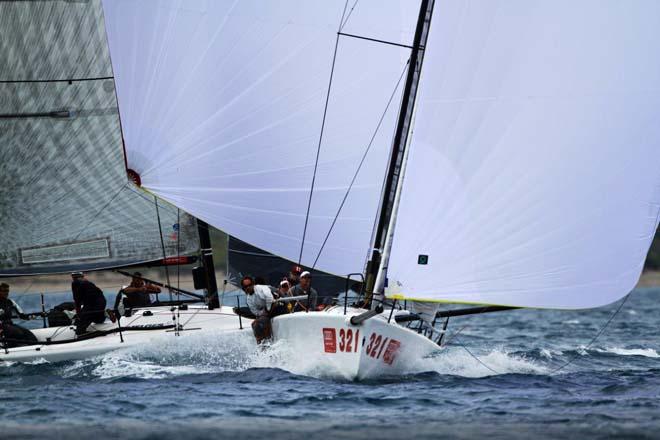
top-left (1, 305), bottom-right (250, 363)
top-left (271, 306), bottom-right (440, 380)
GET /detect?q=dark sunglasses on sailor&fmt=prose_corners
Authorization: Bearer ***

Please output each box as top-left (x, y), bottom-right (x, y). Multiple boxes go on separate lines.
top-left (241, 282), bottom-right (253, 291)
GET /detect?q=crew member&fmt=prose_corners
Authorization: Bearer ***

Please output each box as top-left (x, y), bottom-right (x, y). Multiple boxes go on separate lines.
top-left (0, 283), bottom-right (37, 347)
top-left (120, 272), bottom-right (161, 308)
top-left (277, 279), bottom-right (291, 298)
top-left (287, 265), bottom-right (302, 288)
top-left (71, 272), bottom-right (106, 335)
top-left (241, 276), bottom-right (274, 344)
top-left (289, 271), bottom-right (321, 311)
top-left (270, 279), bottom-right (292, 317)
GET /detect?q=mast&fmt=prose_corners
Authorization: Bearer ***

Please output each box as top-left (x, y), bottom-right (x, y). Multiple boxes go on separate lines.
top-left (196, 219), bottom-right (219, 308)
top-left (364, 0), bottom-right (435, 302)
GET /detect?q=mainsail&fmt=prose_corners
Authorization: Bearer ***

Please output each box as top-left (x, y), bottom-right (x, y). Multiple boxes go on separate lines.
top-left (386, 1), bottom-right (660, 308)
top-left (0, 0), bottom-right (199, 276)
top-left (102, 0), bottom-right (416, 277)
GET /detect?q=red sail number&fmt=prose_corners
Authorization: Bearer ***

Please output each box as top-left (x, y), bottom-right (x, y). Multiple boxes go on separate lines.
top-left (338, 328), bottom-right (360, 352)
top-left (365, 332), bottom-right (401, 365)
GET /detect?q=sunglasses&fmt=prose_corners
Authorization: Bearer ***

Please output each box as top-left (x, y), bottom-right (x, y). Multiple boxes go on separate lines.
top-left (241, 283), bottom-right (253, 291)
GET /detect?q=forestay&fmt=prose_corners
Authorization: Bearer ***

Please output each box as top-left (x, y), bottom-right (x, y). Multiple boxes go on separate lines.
top-left (387, 0), bottom-right (660, 309)
top-left (102, 0), bottom-right (417, 277)
top-left (0, 0), bottom-right (199, 275)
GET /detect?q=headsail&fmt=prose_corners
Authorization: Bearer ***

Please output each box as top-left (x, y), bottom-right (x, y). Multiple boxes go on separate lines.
top-left (0, 0), bottom-right (199, 276)
top-left (102, 0), bottom-right (417, 277)
top-left (387, 1), bottom-right (660, 308)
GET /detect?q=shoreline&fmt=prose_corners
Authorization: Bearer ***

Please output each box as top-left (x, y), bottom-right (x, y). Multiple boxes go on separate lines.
top-left (638, 270), bottom-right (660, 288)
top-left (3, 269), bottom-right (659, 296)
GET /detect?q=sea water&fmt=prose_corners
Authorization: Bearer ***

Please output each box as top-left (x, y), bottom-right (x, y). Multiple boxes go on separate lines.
top-left (1, 288), bottom-right (659, 439)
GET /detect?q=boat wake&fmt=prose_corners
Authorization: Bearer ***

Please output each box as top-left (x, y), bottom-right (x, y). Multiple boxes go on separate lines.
top-left (5, 327), bottom-right (658, 382)
top-left (66, 333), bottom-right (548, 380)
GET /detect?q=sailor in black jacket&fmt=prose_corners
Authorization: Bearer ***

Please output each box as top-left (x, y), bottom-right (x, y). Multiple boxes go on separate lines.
top-left (71, 272), bottom-right (106, 335)
top-left (0, 282), bottom-right (37, 347)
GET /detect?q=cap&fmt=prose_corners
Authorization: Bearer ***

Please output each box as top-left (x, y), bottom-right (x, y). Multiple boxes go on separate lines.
top-left (279, 279), bottom-right (290, 287)
top-left (291, 265), bottom-right (302, 274)
top-left (300, 271), bottom-right (311, 278)
top-left (71, 271), bottom-right (84, 278)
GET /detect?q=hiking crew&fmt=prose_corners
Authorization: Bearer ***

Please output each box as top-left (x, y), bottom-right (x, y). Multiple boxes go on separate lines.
top-left (0, 283), bottom-right (37, 347)
top-left (71, 272), bottom-right (106, 335)
top-left (241, 276), bottom-right (274, 344)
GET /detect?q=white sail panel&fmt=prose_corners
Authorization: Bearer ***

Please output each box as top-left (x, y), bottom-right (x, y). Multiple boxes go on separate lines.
top-left (103, 0), bottom-right (415, 276)
top-left (387, 0), bottom-right (660, 309)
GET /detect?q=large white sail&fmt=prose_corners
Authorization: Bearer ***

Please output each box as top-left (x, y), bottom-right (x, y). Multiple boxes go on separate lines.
top-left (102, 0), bottom-right (417, 277)
top-left (387, 1), bottom-right (660, 308)
top-left (0, 1), bottom-right (199, 275)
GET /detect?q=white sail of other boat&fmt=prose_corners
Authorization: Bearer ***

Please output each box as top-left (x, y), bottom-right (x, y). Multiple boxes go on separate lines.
top-left (0, 0), bottom-right (248, 364)
top-left (0, 1), bottom-right (200, 276)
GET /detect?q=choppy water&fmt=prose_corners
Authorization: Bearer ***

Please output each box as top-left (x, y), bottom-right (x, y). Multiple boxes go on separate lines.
top-left (1, 288), bottom-right (659, 439)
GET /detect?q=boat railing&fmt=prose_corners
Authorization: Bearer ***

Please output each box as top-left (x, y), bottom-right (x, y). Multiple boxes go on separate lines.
top-left (342, 273), bottom-right (365, 315)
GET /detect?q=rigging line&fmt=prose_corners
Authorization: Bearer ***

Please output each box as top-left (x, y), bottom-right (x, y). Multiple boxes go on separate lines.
top-left (338, 32), bottom-right (414, 50)
top-left (124, 184), bottom-right (179, 217)
top-left (298, 31), bottom-right (343, 266)
top-left (176, 208), bottom-right (181, 296)
top-left (311, 59), bottom-right (411, 269)
top-left (154, 195), bottom-right (174, 303)
top-left (550, 293), bottom-right (631, 376)
top-left (339, 0), bottom-right (359, 32)
top-left (0, 110), bottom-right (76, 119)
top-left (338, 0), bottom-right (351, 30)
top-left (0, 76), bottom-right (113, 84)
top-left (453, 335), bottom-right (501, 375)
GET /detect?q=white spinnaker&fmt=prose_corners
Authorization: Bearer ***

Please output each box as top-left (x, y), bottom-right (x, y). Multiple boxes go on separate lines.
top-left (387, 0), bottom-right (660, 309)
top-left (102, 0), bottom-right (416, 276)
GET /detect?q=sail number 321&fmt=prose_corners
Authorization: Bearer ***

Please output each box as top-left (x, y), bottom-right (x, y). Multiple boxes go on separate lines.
top-left (322, 328), bottom-right (401, 365)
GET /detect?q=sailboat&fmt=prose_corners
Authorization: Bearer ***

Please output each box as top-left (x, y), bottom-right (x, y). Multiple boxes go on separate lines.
top-left (3, 0), bottom-right (659, 379)
top-left (0, 0), bottom-right (250, 363)
top-left (95, 0), bottom-right (660, 380)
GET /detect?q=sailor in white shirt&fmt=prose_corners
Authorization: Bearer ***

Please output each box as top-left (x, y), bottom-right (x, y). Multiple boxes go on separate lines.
top-left (241, 276), bottom-right (274, 343)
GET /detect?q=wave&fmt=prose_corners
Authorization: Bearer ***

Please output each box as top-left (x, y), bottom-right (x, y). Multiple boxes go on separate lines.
top-left (594, 347), bottom-right (660, 358)
top-left (8, 326), bottom-right (656, 382)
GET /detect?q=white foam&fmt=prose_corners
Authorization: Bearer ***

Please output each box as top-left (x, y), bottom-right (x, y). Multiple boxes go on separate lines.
top-left (50, 330), bottom-right (550, 380)
top-left (52, 329), bottom-right (257, 380)
top-left (23, 357), bottom-right (50, 365)
top-left (410, 346), bottom-right (548, 378)
top-left (539, 348), bottom-right (563, 360)
top-left (595, 347), bottom-right (660, 358)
